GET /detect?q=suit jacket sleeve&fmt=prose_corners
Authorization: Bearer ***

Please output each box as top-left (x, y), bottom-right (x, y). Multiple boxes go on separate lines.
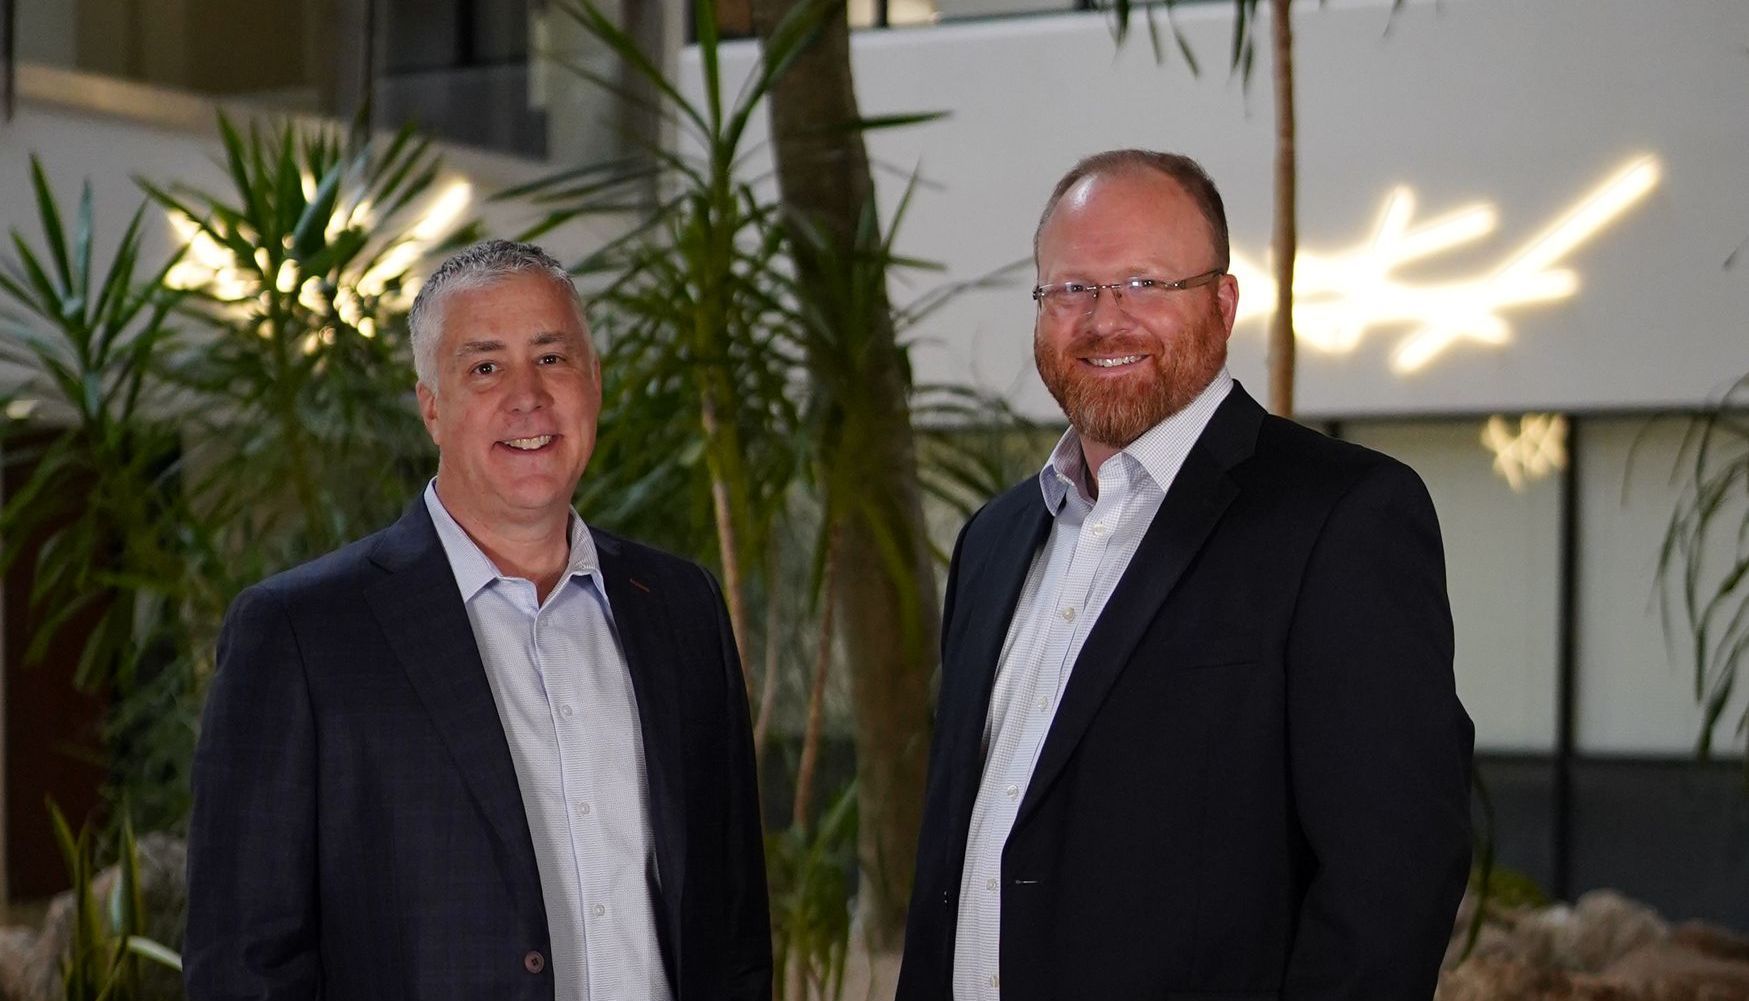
top-left (703, 565), bottom-right (774, 1001)
top-left (1282, 461), bottom-right (1473, 999)
top-left (184, 584), bottom-right (323, 1001)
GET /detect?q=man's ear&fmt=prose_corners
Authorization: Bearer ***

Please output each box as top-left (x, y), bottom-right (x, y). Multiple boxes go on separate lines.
top-left (1217, 272), bottom-right (1241, 338)
top-left (416, 381), bottom-right (441, 445)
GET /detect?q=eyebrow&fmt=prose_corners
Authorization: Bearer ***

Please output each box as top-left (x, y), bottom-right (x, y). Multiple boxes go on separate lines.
top-left (453, 331), bottom-right (575, 356)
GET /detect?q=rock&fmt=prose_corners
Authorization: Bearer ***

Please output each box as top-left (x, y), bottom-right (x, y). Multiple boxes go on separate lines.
top-left (1437, 955), bottom-right (1650, 1000)
top-left (0, 927), bottom-right (40, 1001)
top-left (1442, 887), bottom-right (1749, 1001)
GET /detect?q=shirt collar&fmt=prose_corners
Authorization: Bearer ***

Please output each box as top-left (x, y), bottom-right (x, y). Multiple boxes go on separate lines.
top-left (1037, 368), bottom-right (1234, 512)
top-left (423, 480), bottom-right (600, 601)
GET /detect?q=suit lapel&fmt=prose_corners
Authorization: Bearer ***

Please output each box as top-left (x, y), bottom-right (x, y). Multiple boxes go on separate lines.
top-left (1014, 386), bottom-right (1263, 828)
top-left (596, 536), bottom-right (688, 966)
top-left (362, 502), bottom-right (544, 916)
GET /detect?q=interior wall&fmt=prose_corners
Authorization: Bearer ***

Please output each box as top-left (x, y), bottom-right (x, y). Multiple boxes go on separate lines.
top-left (680, 0), bottom-right (1749, 419)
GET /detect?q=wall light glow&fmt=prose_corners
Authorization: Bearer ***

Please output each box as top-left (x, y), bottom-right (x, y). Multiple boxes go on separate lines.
top-left (1230, 156), bottom-right (1661, 374)
top-left (1482, 413), bottom-right (1568, 491)
top-left (164, 178), bottom-right (474, 317)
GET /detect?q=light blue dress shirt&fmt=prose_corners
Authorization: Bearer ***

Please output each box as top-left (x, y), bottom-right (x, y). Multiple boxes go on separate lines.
top-left (424, 483), bottom-right (671, 1001)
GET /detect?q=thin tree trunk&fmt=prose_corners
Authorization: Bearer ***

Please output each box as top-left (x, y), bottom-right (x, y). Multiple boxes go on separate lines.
top-left (750, 0), bottom-right (939, 954)
top-left (1269, 0), bottom-right (1297, 419)
top-left (752, 537), bottom-right (783, 766)
top-left (792, 523), bottom-right (841, 831)
top-left (700, 384), bottom-right (755, 698)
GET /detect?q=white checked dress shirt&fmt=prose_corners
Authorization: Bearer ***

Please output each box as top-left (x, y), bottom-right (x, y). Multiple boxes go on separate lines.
top-left (952, 371), bottom-right (1233, 1000)
top-left (425, 483), bottom-right (671, 1001)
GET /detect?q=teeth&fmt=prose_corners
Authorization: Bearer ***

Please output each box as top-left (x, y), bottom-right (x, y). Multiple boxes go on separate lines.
top-left (503, 435), bottom-right (553, 450)
top-left (1088, 355), bottom-right (1144, 368)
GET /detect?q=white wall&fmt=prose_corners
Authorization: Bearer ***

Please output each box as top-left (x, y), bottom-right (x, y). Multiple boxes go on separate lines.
top-left (1577, 417), bottom-right (1749, 756)
top-left (683, 0), bottom-right (1749, 420)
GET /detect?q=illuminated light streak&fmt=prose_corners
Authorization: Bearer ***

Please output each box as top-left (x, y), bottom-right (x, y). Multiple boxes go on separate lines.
top-left (358, 180), bottom-right (474, 298)
top-left (164, 178), bottom-right (473, 318)
top-left (1481, 413), bottom-right (1568, 491)
top-left (1229, 155), bottom-right (1661, 374)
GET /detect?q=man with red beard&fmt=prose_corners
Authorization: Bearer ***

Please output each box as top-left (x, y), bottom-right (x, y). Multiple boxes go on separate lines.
top-left (896, 150), bottom-right (1473, 1001)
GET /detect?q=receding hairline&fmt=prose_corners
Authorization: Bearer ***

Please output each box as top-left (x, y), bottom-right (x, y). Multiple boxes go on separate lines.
top-left (1032, 150), bottom-right (1231, 269)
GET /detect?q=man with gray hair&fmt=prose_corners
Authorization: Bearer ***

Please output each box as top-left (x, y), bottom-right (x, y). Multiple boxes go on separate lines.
top-left (185, 239), bottom-right (771, 1001)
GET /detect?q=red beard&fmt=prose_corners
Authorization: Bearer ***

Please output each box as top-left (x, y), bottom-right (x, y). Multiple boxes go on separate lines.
top-left (1034, 306), bottom-right (1228, 450)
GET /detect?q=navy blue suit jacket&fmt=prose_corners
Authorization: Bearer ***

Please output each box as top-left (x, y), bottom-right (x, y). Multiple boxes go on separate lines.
top-left (897, 385), bottom-right (1473, 1001)
top-left (185, 501), bottom-right (769, 1000)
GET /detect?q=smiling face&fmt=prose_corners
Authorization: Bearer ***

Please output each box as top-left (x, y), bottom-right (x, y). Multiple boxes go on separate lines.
top-left (1033, 168), bottom-right (1239, 454)
top-left (416, 271), bottom-right (601, 534)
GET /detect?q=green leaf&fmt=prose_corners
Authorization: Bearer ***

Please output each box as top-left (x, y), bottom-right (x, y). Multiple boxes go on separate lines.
top-left (292, 164), bottom-right (344, 257)
top-left (126, 936), bottom-right (184, 972)
top-left (28, 157), bottom-right (73, 295)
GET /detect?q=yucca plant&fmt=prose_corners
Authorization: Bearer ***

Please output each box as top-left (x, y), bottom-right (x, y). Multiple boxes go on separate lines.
top-left (50, 802), bottom-right (183, 1001)
top-left (767, 782), bottom-right (857, 1001)
top-left (0, 158), bottom-right (202, 832)
top-left (141, 114), bottom-right (471, 577)
top-left (506, 0), bottom-right (842, 685)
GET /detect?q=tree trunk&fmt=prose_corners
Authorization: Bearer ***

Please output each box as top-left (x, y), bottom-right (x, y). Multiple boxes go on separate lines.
top-left (1269, 0), bottom-right (1297, 419)
top-left (748, 0), bottom-right (939, 954)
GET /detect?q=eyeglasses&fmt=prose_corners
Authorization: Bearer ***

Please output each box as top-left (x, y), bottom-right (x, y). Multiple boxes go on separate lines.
top-left (1031, 269), bottom-right (1226, 316)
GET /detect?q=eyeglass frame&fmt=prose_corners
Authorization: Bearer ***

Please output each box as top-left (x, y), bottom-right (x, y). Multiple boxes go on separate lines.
top-left (1031, 268), bottom-right (1227, 312)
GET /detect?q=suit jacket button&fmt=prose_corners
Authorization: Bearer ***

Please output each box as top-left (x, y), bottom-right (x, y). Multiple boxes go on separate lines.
top-left (523, 950), bottom-right (546, 974)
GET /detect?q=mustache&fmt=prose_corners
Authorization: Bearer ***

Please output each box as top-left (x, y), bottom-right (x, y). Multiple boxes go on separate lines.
top-left (1050, 335), bottom-right (1156, 357)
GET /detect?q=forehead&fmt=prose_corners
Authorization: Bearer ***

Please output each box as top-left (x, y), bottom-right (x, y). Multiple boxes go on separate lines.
top-left (1037, 170), bottom-right (1214, 270)
top-left (436, 271), bottom-right (588, 347)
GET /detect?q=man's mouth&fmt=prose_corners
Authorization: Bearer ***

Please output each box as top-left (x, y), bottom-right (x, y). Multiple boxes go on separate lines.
top-left (1086, 354), bottom-right (1145, 368)
top-left (500, 435), bottom-right (555, 451)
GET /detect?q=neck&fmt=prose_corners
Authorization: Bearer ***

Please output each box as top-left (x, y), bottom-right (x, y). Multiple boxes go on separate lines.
top-left (1079, 438), bottom-right (1120, 498)
top-left (434, 484), bottom-right (572, 602)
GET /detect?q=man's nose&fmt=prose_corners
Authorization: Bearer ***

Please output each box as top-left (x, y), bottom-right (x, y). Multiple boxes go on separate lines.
top-left (504, 363), bottom-right (551, 411)
top-left (1085, 285), bottom-right (1132, 330)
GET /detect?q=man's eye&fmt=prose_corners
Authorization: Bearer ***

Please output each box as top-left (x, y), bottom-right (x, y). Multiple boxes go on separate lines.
top-left (472, 361), bottom-right (497, 376)
top-left (538, 354), bottom-right (562, 365)
top-left (1060, 282), bottom-right (1091, 296)
top-left (1127, 278), bottom-right (1160, 291)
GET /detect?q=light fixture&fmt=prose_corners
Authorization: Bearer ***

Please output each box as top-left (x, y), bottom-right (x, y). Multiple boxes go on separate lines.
top-left (1230, 155), bottom-right (1661, 374)
top-left (1481, 413), bottom-right (1568, 491)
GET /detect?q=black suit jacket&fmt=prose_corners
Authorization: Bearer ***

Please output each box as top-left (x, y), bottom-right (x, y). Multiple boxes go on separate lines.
top-left (185, 501), bottom-right (770, 1001)
top-left (897, 385), bottom-right (1473, 1001)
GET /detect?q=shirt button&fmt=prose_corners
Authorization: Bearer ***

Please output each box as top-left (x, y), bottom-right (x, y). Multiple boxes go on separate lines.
top-left (1090, 521), bottom-right (1107, 537)
top-left (559, 704), bottom-right (574, 719)
top-left (1005, 784), bottom-right (1019, 799)
top-left (990, 973), bottom-right (1000, 989)
top-left (592, 903), bottom-right (607, 918)
top-left (985, 877), bottom-right (998, 891)
top-left (1059, 607), bottom-right (1076, 622)
top-left (523, 950), bottom-right (545, 974)
top-left (1036, 696), bottom-right (1049, 712)
top-left (575, 801), bottom-right (592, 816)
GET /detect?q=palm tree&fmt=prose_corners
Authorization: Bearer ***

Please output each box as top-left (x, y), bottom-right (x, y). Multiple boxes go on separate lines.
top-left (747, 0), bottom-right (940, 957)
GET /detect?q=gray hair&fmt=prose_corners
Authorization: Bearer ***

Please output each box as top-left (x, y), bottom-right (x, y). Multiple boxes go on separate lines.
top-left (407, 239), bottom-right (586, 392)
top-left (1033, 149), bottom-right (1230, 270)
